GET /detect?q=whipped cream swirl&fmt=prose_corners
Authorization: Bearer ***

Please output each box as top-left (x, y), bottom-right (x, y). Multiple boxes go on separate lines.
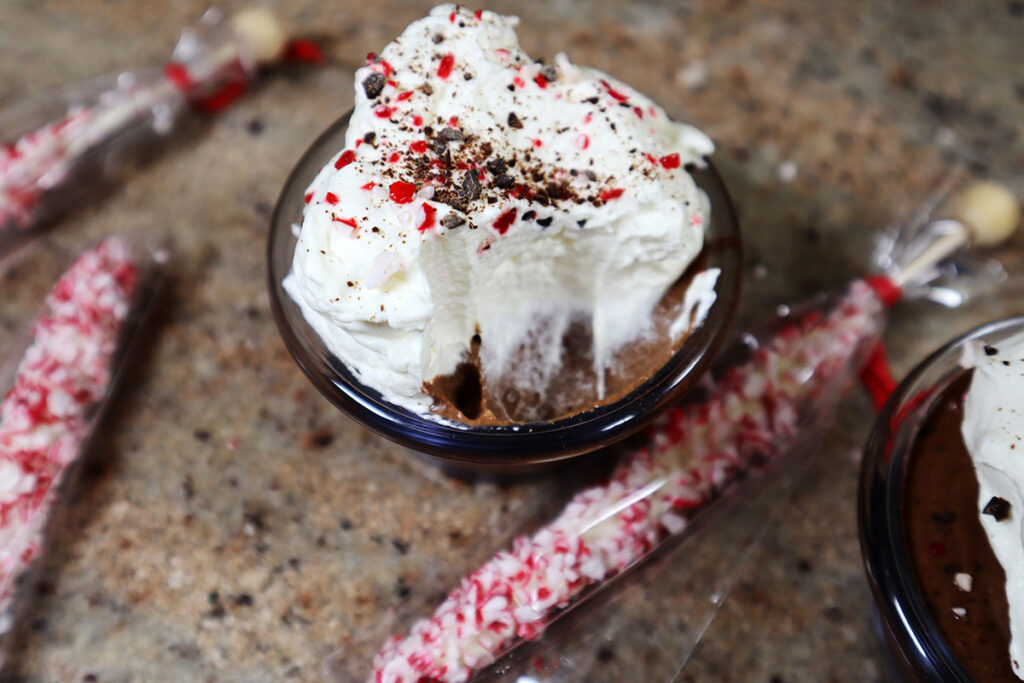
top-left (285, 4), bottom-right (716, 420)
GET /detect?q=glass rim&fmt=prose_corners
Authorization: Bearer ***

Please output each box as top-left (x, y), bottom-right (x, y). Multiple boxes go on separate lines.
top-left (267, 110), bottom-right (743, 465)
top-left (859, 313), bottom-right (1024, 681)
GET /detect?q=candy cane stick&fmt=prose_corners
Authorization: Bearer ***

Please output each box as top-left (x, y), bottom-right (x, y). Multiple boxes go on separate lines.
top-left (369, 281), bottom-right (884, 683)
top-left (0, 238), bottom-right (142, 633)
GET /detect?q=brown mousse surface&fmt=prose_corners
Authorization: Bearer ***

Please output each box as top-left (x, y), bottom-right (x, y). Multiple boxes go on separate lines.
top-left (423, 246), bottom-right (712, 425)
top-left (904, 371), bottom-right (1017, 681)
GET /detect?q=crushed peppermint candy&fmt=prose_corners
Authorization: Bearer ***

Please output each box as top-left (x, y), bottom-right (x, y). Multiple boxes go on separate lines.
top-left (0, 109), bottom-right (93, 231)
top-left (369, 280), bottom-right (885, 682)
top-left (0, 238), bottom-right (139, 632)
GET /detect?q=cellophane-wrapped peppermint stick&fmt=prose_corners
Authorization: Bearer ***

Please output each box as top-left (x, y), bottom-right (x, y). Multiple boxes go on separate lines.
top-left (0, 237), bottom-right (148, 633)
top-left (369, 280), bottom-right (887, 683)
top-left (0, 7), bottom-right (288, 256)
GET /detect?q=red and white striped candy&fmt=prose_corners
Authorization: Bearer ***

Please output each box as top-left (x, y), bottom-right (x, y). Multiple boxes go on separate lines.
top-left (370, 281), bottom-right (884, 683)
top-left (0, 238), bottom-right (138, 632)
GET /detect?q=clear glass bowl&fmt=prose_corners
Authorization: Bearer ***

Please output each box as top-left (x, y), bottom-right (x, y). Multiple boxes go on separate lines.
top-left (267, 111), bottom-right (742, 469)
top-left (859, 315), bottom-right (1024, 681)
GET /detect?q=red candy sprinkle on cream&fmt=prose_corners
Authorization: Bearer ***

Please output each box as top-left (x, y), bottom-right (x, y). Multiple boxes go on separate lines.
top-left (389, 181), bottom-right (416, 204)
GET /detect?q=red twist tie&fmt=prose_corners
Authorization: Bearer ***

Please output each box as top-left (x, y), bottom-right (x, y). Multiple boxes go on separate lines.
top-left (864, 274), bottom-right (902, 308)
top-left (860, 341), bottom-right (898, 412)
top-left (283, 38), bottom-right (325, 64)
top-left (164, 62), bottom-right (248, 114)
top-left (163, 62), bottom-right (194, 91)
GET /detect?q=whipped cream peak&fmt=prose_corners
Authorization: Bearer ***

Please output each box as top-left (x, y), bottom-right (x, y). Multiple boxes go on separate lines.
top-left (962, 332), bottom-right (1024, 680)
top-left (285, 4), bottom-right (717, 421)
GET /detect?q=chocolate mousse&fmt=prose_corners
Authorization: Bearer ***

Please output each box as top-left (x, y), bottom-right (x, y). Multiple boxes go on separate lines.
top-left (904, 372), bottom-right (1018, 681)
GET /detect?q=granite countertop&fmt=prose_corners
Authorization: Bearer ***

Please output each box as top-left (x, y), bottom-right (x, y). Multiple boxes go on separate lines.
top-left (1, 1), bottom-right (1023, 681)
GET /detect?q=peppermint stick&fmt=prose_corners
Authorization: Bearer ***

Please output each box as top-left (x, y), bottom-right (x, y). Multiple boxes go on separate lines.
top-left (0, 238), bottom-right (138, 632)
top-left (0, 109), bottom-right (93, 231)
top-left (370, 281), bottom-right (885, 683)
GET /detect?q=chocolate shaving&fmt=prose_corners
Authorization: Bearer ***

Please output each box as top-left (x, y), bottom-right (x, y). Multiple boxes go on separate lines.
top-left (541, 65), bottom-right (558, 82)
top-left (985, 345), bottom-right (999, 356)
top-left (363, 131), bottom-right (377, 145)
top-left (459, 172), bottom-right (482, 202)
top-left (536, 216), bottom-right (553, 227)
top-left (362, 73), bottom-right (387, 99)
top-left (507, 112), bottom-right (523, 129)
top-left (485, 158), bottom-right (507, 175)
top-left (419, 83), bottom-right (434, 96)
top-left (440, 214), bottom-right (465, 229)
top-left (522, 210), bottom-right (536, 221)
top-left (494, 174), bottom-right (514, 188)
top-left (439, 127), bottom-right (464, 141)
top-left (984, 496), bottom-right (1012, 522)
top-left (431, 139), bottom-right (448, 156)
top-left (432, 33), bottom-right (445, 44)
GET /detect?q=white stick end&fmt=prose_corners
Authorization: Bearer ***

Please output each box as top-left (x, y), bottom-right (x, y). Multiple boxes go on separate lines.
top-left (945, 181), bottom-right (1021, 247)
top-left (231, 7), bottom-right (288, 64)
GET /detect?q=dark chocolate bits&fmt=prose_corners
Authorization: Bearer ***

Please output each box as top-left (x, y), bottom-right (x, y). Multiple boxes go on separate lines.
top-left (439, 127), bottom-right (464, 141)
top-left (983, 496), bottom-right (1012, 521)
top-left (494, 174), bottom-right (514, 188)
top-left (507, 112), bottom-right (523, 129)
top-left (459, 172), bottom-right (482, 202)
top-left (441, 214), bottom-right (465, 229)
top-left (362, 72), bottom-right (387, 99)
top-left (985, 345), bottom-right (999, 356)
top-left (485, 157), bottom-right (507, 175)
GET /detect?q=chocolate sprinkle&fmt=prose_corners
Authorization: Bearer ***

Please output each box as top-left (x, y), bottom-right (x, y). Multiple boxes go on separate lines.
top-left (439, 127), bottom-right (464, 141)
top-left (363, 131), bottom-right (376, 145)
top-left (485, 157), bottom-right (507, 175)
top-left (441, 214), bottom-right (465, 229)
top-left (985, 345), bottom-right (999, 356)
top-left (536, 216), bottom-right (553, 227)
top-left (983, 496), bottom-right (1012, 522)
top-left (507, 112), bottom-right (523, 129)
top-left (459, 172), bottom-right (482, 202)
top-left (362, 72), bottom-right (387, 99)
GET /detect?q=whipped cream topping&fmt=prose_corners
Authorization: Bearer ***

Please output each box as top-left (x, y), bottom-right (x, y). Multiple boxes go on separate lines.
top-left (285, 4), bottom-right (716, 419)
top-left (962, 332), bottom-right (1024, 679)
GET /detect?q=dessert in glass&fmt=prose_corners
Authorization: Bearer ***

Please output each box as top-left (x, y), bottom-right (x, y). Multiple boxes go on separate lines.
top-left (860, 315), bottom-right (1024, 682)
top-left (267, 5), bottom-right (741, 467)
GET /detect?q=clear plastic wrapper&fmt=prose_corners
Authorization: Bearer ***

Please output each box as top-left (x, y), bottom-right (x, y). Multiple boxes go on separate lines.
top-left (0, 237), bottom-right (165, 657)
top-left (351, 178), bottom-right (1019, 683)
top-left (0, 7), bottom-right (288, 258)
top-left (358, 281), bottom-right (885, 683)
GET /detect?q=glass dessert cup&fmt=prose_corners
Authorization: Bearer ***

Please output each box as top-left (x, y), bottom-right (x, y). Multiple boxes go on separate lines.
top-left (267, 111), bottom-right (742, 469)
top-left (859, 315), bottom-right (1024, 682)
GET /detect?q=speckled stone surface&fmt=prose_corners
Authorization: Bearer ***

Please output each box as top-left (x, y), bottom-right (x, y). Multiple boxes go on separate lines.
top-left (0, 1), bottom-right (1022, 681)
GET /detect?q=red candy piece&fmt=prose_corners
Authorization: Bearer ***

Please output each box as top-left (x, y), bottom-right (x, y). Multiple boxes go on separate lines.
top-left (389, 181), bottom-right (416, 204)
top-left (416, 203), bottom-right (437, 232)
top-left (659, 153), bottom-right (680, 170)
top-left (334, 150), bottom-right (356, 170)
top-left (492, 208), bottom-right (517, 234)
top-left (437, 54), bottom-right (455, 79)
